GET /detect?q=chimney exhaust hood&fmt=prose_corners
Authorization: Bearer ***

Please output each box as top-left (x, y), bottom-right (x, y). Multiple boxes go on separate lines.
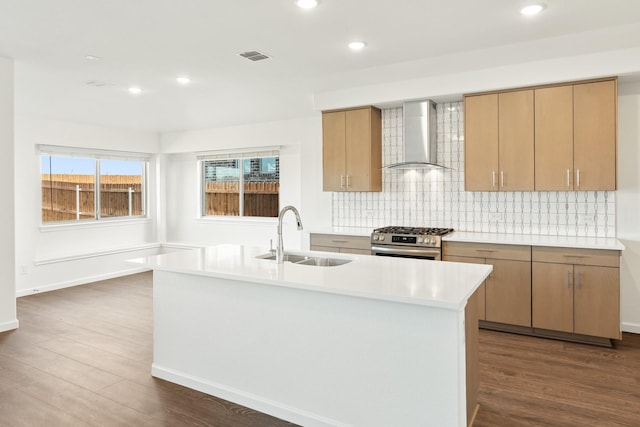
top-left (386, 99), bottom-right (445, 169)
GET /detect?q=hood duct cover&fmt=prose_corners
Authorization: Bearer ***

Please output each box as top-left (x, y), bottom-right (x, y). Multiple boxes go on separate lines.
top-left (386, 99), bottom-right (445, 169)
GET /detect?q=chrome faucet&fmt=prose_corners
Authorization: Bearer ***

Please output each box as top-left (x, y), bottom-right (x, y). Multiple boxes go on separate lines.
top-left (277, 205), bottom-right (303, 264)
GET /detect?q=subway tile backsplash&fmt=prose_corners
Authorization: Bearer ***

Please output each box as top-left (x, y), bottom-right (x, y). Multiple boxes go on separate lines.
top-left (331, 102), bottom-right (616, 238)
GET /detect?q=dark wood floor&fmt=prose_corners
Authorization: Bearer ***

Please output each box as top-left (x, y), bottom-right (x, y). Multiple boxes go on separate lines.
top-left (1, 272), bottom-right (639, 426)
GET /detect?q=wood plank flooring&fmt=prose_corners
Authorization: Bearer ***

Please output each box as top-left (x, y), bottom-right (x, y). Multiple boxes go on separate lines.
top-left (1, 272), bottom-right (639, 426)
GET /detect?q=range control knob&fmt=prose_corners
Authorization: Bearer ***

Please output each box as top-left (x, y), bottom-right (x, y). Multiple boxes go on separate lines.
top-left (417, 237), bottom-right (423, 243)
top-left (373, 234), bottom-right (379, 241)
top-left (379, 235), bottom-right (385, 241)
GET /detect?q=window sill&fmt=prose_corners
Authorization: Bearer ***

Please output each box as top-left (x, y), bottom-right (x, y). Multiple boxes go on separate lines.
top-left (39, 217), bottom-right (153, 233)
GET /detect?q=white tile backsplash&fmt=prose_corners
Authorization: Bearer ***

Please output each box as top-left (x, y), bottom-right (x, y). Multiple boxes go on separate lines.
top-left (331, 102), bottom-right (616, 238)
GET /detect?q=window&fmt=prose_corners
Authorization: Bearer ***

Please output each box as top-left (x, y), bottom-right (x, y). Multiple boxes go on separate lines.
top-left (200, 149), bottom-right (279, 218)
top-left (40, 146), bottom-right (149, 224)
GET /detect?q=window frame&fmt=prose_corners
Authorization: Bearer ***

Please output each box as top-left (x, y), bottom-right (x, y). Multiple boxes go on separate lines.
top-left (197, 147), bottom-right (280, 220)
top-left (38, 145), bottom-right (151, 227)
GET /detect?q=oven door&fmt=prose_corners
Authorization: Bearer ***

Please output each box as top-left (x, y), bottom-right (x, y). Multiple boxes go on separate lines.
top-left (371, 244), bottom-right (441, 261)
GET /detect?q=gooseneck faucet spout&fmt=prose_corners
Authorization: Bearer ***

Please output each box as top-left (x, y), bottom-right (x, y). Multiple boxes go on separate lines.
top-left (277, 205), bottom-right (304, 264)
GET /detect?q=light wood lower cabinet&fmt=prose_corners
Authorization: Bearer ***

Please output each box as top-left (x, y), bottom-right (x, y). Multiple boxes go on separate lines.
top-left (445, 242), bottom-right (622, 343)
top-left (446, 255), bottom-right (486, 320)
top-left (443, 242), bottom-right (531, 327)
top-left (532, 247), bottom-right (621, 339)
top-left (310, 233), bottom-right (371, 255)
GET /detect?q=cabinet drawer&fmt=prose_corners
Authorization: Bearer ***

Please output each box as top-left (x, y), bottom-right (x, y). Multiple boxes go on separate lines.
top-left (532, 246), bottom-right (620, 267)
top-left (443, 242), bottom-right (530, 261)
top-left (310, 234), bottom-right (371, 251)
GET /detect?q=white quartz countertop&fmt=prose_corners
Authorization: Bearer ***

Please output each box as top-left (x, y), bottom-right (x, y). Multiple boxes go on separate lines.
top-left (307, 226), bottom-right (371, 237)
top-left (309, 227), bottom-right (625, 251)
top-left (129, 244), bottom-right (491, 311)
top-left (443, 231), bottom-right (625, 251)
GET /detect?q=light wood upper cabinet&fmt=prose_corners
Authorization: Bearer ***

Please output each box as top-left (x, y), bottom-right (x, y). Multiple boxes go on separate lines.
top-left (534, 79), bottom-right (617, 191)
top-left (498, 90), bottom-right (535, 191)
top-left (534, 85), bottom-right (574, 190)
top-left (573, 80), bottom-right (617, 190)
top-left (322, 106), bottom-right (382, 192)
top-left (532, 246), bottom-right (621, 340)
top-left (466, 78), bottom-right (617, 192)
top-left (464, 90), bottom-right (534, 191)
top-left (464, 94), bottom-right (499, 191)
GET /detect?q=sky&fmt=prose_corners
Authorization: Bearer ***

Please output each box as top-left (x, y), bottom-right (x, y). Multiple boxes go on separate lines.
top-left (41, 156), bottom-right (143, 175)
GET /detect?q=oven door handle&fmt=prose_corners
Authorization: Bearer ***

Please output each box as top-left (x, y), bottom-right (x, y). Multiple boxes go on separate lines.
top-left (371, 245), bottom-right (440, 257)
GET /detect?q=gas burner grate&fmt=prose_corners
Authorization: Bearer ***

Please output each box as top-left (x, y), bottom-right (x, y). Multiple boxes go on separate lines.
top-left (373, 226), bottom-right (454, 236)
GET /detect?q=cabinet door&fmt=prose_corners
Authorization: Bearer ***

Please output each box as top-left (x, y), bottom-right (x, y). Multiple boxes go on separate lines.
top-left (322, 111), bottom-right (346, 191)
top-left (573, 80), bottom-right (617, 190)
top-left (485, 259), bottom-right (531, 327)
top-left (574, 265), bottom-right (620, 339)
top-left (444, 255), bottom-right (486, 320)
top-left (532, 262), bottom-right (573, 333)
top-left (498, 90), bottom-right (534, 191)
top-left (345, 108), bottom-right (372, 191)
top-left (464, 94), bottom-right (499, 191)
top-left (535, 85), bottom-right (574, 191)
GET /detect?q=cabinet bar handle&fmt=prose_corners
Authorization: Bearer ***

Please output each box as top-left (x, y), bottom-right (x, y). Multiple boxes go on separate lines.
top-left (492, 171), bottom-right (496, 188)
top-left (340, 176), bottom-right (345, 189)
top-left (566, 271), bottom-right (571, 289)
top-left (578, 272), bottom-right (582, 289)
top-left (576, 169), bottom-right (581, 188)
top-left (346, 175), bottom-right (351, 188)
top-left (500, 171), bottom-right (505, 188)
top-left (567, 169), bottom-right (570, 187)
top-left (331, 240), bottom-right (348, 243)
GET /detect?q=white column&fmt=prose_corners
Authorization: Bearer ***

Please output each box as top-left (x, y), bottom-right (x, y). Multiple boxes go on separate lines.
top-left (0, 56), bottom-right (17, 332)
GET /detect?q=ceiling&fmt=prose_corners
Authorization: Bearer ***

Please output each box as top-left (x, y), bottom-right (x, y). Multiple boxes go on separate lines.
top-left (1, 0), bottom-right (640, 133)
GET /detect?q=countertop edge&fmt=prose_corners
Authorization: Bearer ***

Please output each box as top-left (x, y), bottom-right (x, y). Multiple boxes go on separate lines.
top-left (128, 253), bottom-right (491, 311)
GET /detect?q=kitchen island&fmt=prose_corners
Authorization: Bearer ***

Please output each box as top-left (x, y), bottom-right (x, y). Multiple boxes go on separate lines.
top-left (129, 245), bottom-right (492, 427)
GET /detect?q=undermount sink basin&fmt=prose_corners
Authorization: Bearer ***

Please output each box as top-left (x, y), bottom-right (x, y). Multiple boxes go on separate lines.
top-left (256, 252), bottom-right (352, 267)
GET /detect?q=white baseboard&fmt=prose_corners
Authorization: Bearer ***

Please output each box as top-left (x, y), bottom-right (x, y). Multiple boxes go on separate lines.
top-left (0, 319), bottom-right (19, 333)
top-left (151, 364), bottom-right (347, 427)
top-left (621, 322), bottom-right (640, 334)
top-left (16, 266), bottom-right (150, 297)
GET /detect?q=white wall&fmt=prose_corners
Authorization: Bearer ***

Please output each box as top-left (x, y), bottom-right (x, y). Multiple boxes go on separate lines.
top-left (618, 91), bottom-right (640, 333)
top-left (14, 117), bottom-right (161, 295)
top-left (160, 116), bottom-right (331, 251)
top-left (0, 57), bottom-right (17, 332)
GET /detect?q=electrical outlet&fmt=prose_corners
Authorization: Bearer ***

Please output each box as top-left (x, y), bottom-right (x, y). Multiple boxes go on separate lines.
top-left (19, 265), bottom-right (28, 275)
top-left (489, 213), bottom-right (504, 221)
top-left (578, 214), bottom-right (595, 225)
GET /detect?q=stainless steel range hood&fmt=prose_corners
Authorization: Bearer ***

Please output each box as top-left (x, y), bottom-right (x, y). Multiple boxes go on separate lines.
top-left (386, 99), bottom-right (445, 169)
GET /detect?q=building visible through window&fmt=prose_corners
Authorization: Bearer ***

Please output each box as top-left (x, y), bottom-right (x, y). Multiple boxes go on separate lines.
top-left (202, 155), bottom-right (279, 217)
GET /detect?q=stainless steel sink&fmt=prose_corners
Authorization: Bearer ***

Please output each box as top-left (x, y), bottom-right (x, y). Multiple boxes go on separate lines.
top-left (256, 252), bottom-right (352, 267)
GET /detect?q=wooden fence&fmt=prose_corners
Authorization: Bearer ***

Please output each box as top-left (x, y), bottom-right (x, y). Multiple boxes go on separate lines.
top-left (204, 181), bottom-right (279, 217)
top-left (41, 174), bottom-right (143, 222)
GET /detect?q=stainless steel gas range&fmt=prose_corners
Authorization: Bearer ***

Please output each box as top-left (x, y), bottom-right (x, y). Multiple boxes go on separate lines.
top-left (370, 226), bottom-right (454, 261)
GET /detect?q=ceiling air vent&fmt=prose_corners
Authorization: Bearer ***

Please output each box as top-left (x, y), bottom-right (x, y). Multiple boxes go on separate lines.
top-left (238, 50), bottom-right (270, 61)
top-left (83, 80), bottom-right (113, 87)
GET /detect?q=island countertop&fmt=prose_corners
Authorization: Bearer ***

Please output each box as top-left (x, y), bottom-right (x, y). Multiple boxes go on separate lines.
top-left (129, 244), bottom-right (492, 311)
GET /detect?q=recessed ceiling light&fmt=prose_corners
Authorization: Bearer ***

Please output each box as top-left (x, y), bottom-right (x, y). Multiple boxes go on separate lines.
top-left (84, 55), bottom-right (101, 61)
top-left (296, 0), bottom-right (318, 9)
top-left (128, 86), bottom-right (142, 95)
top-left (176, 76), bottom-right (191, 85)
top-left (520, 3), bottom-right (545, 15)
top-left (348, 41), bottom-right (367, 50)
